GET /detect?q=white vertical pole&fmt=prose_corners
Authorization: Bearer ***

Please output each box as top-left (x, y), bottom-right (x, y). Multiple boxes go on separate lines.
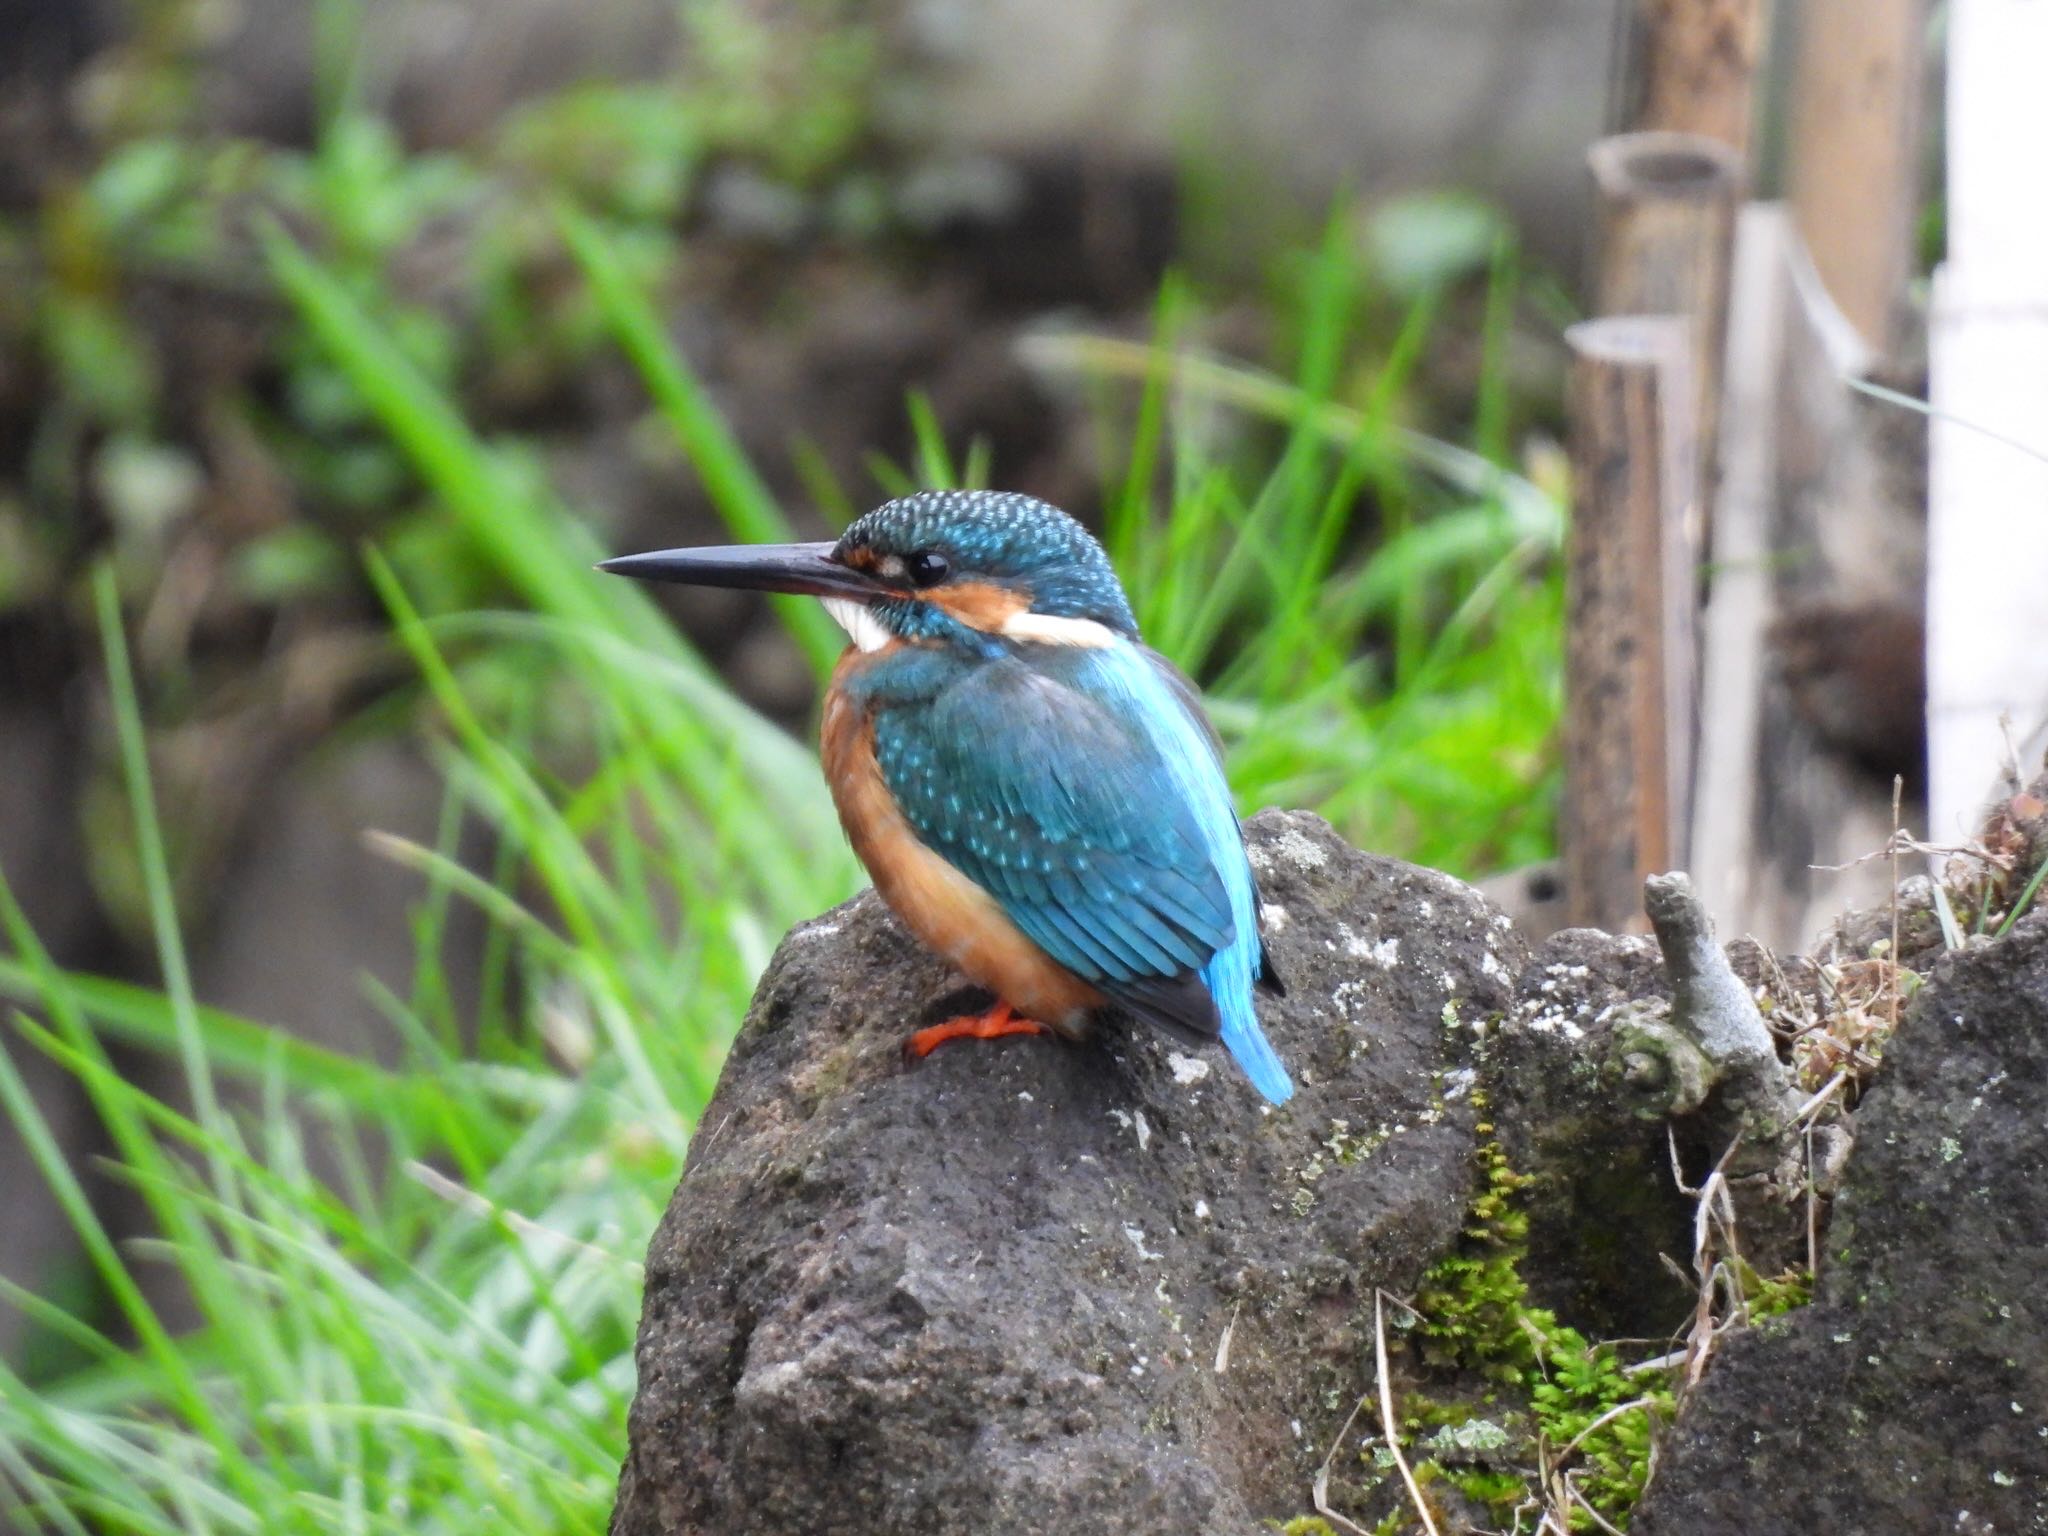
top-left (1927, 0), bottom-right (2048, 836)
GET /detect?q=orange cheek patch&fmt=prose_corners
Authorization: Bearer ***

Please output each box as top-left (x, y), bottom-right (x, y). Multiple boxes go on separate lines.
top-left (930, 581), bottom-right (1030, 631)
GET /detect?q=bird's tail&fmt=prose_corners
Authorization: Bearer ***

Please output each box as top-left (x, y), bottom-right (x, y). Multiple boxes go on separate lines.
top-left (1222, 1007), bottom-right (1295, 1104)
top-left (1209, 950), bottom-right (1294, 1104)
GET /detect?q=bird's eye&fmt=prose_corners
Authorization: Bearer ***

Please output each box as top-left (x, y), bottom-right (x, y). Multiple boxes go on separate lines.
top-left (906, 549), bottom-right (950, 587)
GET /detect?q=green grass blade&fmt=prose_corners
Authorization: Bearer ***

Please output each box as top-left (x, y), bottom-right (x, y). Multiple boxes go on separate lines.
top-left (0, 956), bottom-right (427, 1118)
top-left (1016, 330), bottom-right (1562, 541)
top-left (93, 570), bottom-right (226, 1144)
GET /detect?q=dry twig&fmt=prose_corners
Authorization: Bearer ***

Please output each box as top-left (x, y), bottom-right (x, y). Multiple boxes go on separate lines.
top-left (1309, 1392), bottom-right (1375, 1536)
top-left (1669, 1130), bottom-right (1748, 1391)
top-left (1375, 1289), bottom-right (1443, 1536)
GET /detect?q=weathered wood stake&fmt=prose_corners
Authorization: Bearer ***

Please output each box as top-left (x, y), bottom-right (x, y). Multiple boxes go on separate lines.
top-left (1633, 0), bottom-right (1774, 156)
top-left (1785, 0), bottom-right (1929, 351)
top-left (1563, 317), bottom-right (1699, 932)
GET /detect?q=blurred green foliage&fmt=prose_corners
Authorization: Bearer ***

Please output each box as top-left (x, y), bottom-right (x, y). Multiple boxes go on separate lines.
top-left (0, 3), bottom-right (1571, 1527)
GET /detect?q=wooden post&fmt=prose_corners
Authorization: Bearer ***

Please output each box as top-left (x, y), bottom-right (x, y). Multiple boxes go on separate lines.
top-left (1588, 133), bottom-right (1742, 502)
top-left (1785, 0), bottom-right (1929, 350)
top-left (1633, 0), bottom-right (1774, 156)
top-left (1563, 317), bottom-right (1698, 932)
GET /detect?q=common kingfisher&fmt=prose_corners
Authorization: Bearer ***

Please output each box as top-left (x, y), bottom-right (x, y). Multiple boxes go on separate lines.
top-left (601, 490), bottom-right (1295, 1104)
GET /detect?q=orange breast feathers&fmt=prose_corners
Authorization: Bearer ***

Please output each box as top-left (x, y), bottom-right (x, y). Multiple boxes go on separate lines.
top-left (820, 667), bottom-right (1103, 1035)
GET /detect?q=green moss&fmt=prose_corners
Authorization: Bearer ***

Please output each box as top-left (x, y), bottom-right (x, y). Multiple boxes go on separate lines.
top-left (1450, 1466), bottom-right (1526, 1510)
top-left (1526, 1321), bottom-right (1671, 1520)
top-left (1412, 1139), bottom-right (1537, 1381)
top-left (1744, 1262), bottom-right (1815, 1319)
top-left (1404, 1133), bottom-right (1677, 1530)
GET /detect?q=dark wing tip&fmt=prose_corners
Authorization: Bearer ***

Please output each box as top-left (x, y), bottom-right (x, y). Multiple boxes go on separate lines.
top-left (1258, 944), bottom-right (1287, 997)
top-left (1108, 972), bottom-right (1222, 1046)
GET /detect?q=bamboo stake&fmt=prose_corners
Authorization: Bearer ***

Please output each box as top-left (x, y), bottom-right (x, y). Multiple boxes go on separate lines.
top-left (1563, 317), bottom-right (1698, 932)
top-left (1634, 0), bottom-right (1774, 155)
top-left (1785, 0), bottom-right (1929, 351)
top-left (1588, 132), bottom-right (1742, 495)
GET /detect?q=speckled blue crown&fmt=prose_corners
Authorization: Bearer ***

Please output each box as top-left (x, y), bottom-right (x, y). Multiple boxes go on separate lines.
top-left (841, 490), bottom-right (1139, 636)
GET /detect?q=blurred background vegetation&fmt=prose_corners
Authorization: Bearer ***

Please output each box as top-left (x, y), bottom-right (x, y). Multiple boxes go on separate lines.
top-left (0, 0), bottom-right (1582, 1527)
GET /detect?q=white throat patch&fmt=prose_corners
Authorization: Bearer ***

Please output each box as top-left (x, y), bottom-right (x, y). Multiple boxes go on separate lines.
top-left (821, 596), bottom-right (893, 654)
top-left (998, 610), bottom-right (1117, 648)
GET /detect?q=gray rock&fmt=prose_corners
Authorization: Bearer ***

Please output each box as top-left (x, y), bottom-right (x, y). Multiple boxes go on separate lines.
top-left (1634, 912), bottom-right (2048, 1535)
top-left (609, 810), bottom-right (1525, 1534)
top-left (612, 805), bottom-right (2048, 1533)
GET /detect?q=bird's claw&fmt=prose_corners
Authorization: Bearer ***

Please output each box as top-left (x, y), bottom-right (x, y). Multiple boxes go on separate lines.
top-left (903, 1001), bottom-right (1050, 1060)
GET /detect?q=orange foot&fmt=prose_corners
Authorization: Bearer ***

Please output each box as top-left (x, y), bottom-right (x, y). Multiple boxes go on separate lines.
top-left (904, 1000), bottom-right (1050, 1060)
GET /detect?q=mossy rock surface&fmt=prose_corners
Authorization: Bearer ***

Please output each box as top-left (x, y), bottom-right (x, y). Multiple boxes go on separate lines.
top-left (611, 819), bottom-right (2048, 1533)
top-left (1634, 912), bottom-right (2048, 1535)
top-left (610, 811), bottom-right (1521, 1534)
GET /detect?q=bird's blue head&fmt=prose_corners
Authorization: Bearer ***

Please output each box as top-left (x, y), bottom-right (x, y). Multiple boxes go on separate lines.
top-left (600, 490), bottom-right (1139, 654)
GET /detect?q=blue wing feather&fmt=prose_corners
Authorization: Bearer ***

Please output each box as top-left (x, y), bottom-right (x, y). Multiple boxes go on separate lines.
top-left (870, 640), bottom-right (1295, 1103)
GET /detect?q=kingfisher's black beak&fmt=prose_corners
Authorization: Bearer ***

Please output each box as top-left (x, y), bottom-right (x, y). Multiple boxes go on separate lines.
top-left (597, 541), bottom-right (894, 599)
